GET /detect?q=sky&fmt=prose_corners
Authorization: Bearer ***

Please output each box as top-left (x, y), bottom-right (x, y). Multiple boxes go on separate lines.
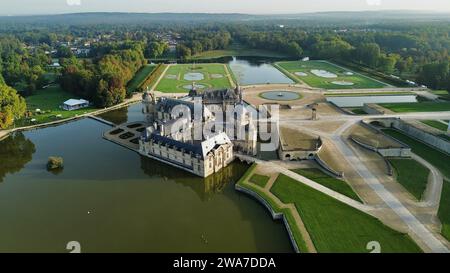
top-left (1, 0), bottom-right (449, 15)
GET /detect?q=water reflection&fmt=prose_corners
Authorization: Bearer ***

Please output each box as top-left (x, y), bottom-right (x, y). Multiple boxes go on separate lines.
top-left (0, 132), bottom-right (36, 182)
top-left (228, 57), bottom-right (294, 85)
top-left (140, 156), bottom-right (247, 201)
top-left (97, 103), bottom-right (142, 125)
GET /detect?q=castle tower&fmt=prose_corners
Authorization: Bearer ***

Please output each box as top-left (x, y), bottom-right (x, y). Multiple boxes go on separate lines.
top-left (142, 87), bottom-right (156, 123)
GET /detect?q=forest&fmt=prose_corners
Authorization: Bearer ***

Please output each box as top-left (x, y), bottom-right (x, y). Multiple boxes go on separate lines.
top-left (0, 12), bottom-right (449, 128)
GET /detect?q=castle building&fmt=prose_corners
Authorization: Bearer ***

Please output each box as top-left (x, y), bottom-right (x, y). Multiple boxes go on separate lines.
top-left (139, 86), bottom-right (257, 177)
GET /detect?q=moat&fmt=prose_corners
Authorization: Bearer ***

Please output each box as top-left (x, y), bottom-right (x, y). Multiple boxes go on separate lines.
top-left (0, 104), bottom-right (292, 253)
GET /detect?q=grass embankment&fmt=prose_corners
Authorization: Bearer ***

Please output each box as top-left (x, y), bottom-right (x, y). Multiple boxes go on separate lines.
top-left (249, 174), bottom-right (270, 188)
top-left (438, 180), bottom-right (450, 241)
top-left (291, 168), bottom-right (362, 202)
top-left (324, 92), bottom-right (414, 97)
top-left (388, 159), bottom-right (430, 200)
top-left (379, 102), bottom-right (450, 113)
top-left (276, 60), bottom-right (386, 89)
top-left (431, 90), bottom-right (450, 101)
top-left (350, 108), bottom-right (367, 115)
top-left (382, 129), bottom-right (450, 179)
top-left (191, 44), bottom-right (290, 60)
top-left (236, 164), bottom-right (310, 253)
top-left (421, 120), bottom-right (449, 132)
top-left (15, 85), bottom-right (97, 127)
top-left (271, 174), bottom-right (422, 253)
top-left (126, 64), bottom-right (156, 92)
top-left (156, 63), bottom-right (233, 93)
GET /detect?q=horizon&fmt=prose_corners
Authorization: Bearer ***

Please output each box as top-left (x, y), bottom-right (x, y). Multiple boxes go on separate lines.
top-left (1, 0), bottom-right (449, 16)
top-left (2, 9), bottom-right (450, 17)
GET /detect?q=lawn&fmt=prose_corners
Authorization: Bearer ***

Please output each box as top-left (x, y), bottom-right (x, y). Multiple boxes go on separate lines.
top-left (291, 168), bottom-right (362, 202)
top-left (350, 108), bottom-right (368, 115)
top-left (155, 63), bottom-right (234, 93)
top-left (380, 102), bottom-right (450, 113)
top-left (275, 60), bottom-right (387, 89)
top-left (15, 85), bottom-right (97, 126)
top-left (191, 43), bottom-right (290, 60)
top-left (431, 90), bottom-right (450, 101)
top-left (236, 164), bottom-right (310, 253)
top-left (382, 129), bottom-right (450, 179)
top-left (271, 174), bottom-right (422, 253)
top-left (438, 180), bottom-right (450, 241)
top-left (421, 120), bottom-right (449, 132)
top-left (388, 159), bottom-right (430, 200)
top-left (249, 174), bottom-right (270, 188)
top-left (126, 64), bottom-right (156, 93)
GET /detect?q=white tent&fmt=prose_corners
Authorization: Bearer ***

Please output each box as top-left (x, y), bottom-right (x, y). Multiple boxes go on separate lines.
top-left (62, 99), bottom-right (90, 111)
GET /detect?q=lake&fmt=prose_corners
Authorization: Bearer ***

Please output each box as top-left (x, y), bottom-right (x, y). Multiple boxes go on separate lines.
top-left (326, 95), bottom-right (418, 107)
top-left (0, 105), bottom-right (292, 253)
top-left (228, 57), bottom-right (294, 86)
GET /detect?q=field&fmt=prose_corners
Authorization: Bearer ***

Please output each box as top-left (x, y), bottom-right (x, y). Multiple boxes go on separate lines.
top-left (191, 44), bottom-right (290, 60)
top-left (275, 60), bottom-right (387, 89)
top-left (155, 63), bottom-right (234, 93)
top-left (291, 168), bottom-right (362, 202)
top-left (380, 102), bottom-right (450, 113)
top-left (16, 85), bottom-right (97, 126)
top-left (126, 64), bottom-right (156, 92)
top-left (249, 174), bottom-right (270, 188)
top-left (421, 120), bottom-right (449, 131)
top-left (388, 159), bottom-right (430, 200)
top-left (271, 174), bottom-right (422, 253)
top-left (438, 180), bottom-right (450, 241)
top-left (382, 129), bottom-right (450, 179)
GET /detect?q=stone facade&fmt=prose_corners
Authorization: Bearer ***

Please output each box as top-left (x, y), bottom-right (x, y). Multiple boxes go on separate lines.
top-left (139, 87), bottom-right (257, 177)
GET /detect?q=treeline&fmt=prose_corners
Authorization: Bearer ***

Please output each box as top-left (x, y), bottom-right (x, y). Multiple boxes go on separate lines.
top-left (60, 42), bottom-right (147, 108)
top-left (176, 30), bottom-right (232, 60)
top-left (0, 37), bottom-right (52, 95)
top-left (231, 27), bottom-right (450, 91)
top-left (0, 74), bottom-right (26, 129)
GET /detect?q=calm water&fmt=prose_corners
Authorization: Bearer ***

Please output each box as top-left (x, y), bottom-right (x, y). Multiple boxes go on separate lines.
top-left (327, 95), bottom-right (418, 107)
top-left (228, 57), bottom-right (294, 85)
top-left (0, 106), bottom-right (292, 253)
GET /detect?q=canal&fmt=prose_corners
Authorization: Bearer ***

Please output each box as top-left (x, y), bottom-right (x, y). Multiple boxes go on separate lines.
top-left (0, 104), bottom-right (292, 253)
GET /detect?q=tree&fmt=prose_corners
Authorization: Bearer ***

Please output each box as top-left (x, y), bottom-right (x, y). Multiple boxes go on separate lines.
top-left (0, 132), bottom-right (36, 182)
top-left (0, 84), bottom-right (27, 129)
top-left (378, 54), bottom-right (398, 74)
top-left (286, 42), bottom-right (303, 58)
top-left (355, 43), bottom-right (381, 67)
top-left (176, 44), bottom-right (192, 61)
top-left (417, 62), bottom-right (449, 90)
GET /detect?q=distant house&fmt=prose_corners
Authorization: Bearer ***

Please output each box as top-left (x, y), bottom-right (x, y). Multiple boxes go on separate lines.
top-left (62, 99), bottom-right (90, 111)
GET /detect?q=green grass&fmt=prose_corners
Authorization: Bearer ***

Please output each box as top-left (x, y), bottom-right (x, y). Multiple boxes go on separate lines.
top-left (438, 134), bottom-right (450, 142)
top-left (271, 174), bottom-right (422, 253)
top-left (325, 92), bottom-right (414, 97)
top-left (249, 174), bottom-right (270, 188)
top-left (191, 44), bottom-right (290, 60)
top-left (15, 85), bottom-right (97, 127)
top-left (126, 64), bottom-right (156, 92)
top-left (431, 90), bottom-right (450, 101)
top-left (388, 159), bottom-right (430, 200)
top-left (276, 60), bottom-right (387, 89)
top-left (382, 129), bottom-right (450, 179)
top-left (155, 63), bottom-right (234, 93)
top-left (291, 168), bottom-right (362, 202)
top-left (421, 120), bottom-right (449, 132)
top-left (349, 108), bottom-right (367, 115)
top-left (438, 180), bottom-right (450, 241)
top-left (236, 164), bottom-right (310, 253)
top-left (380, 102), bottom-right (450, 113)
